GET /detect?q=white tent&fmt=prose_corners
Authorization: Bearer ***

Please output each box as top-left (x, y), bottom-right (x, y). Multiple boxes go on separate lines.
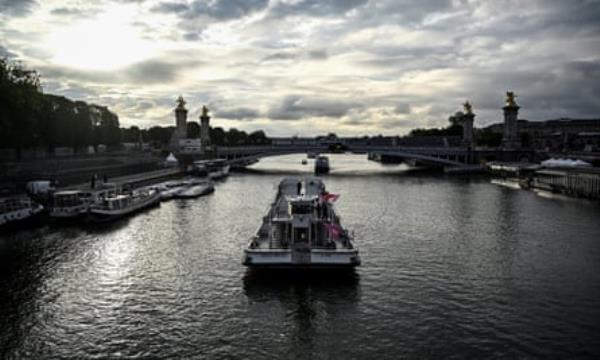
top-left (164, 153), bottom-right (179, 166)
top-left (541, 158), bottom-right (591, 168)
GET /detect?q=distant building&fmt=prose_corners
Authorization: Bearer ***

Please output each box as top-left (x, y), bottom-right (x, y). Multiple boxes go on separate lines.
top-left (484, 118), bottom-right (600, 151)
top-left (271, 137), bottom-right (318, 146)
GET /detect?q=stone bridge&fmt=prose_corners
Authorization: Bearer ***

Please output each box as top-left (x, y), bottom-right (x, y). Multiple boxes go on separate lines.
top-left (215, 145), bottom-right (491, 168)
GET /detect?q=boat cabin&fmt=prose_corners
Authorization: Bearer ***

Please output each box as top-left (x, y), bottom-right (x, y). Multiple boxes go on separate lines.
top-left (266, 178), bottom-right (337, 249)
top-left (52, 190), bottom-right (88, 207)
top-left (98, 195), bottom-right (132, 210)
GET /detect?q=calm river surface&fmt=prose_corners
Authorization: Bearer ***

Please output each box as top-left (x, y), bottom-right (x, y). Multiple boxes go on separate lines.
top-left (1, 154), bottom-right (600, 359)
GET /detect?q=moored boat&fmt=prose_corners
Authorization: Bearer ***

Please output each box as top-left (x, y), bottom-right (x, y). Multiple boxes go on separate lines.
top-left (315, 155), bottom-right (330, 174)
top-left (0, 197), bottom-right (44, 229)
top-left (48, 184), bottom-right (118, 220)
top-left (243, 177), bottom-right (360, 269)
top-left (86, 189), bottom-right (160, 223)
top-left (173, 182), bottom-right (214, 198)
top-left (48, 190), bottom-right (91, 219)
top-left (160, 185), bottom-right (187, 200)
top-left (194, 159), bottom-right (230, 180)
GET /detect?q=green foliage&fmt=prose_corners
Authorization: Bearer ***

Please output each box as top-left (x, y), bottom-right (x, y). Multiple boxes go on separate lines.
top-left (210, 127), bottom-right (226, 145)
top-left (1, 58), bottom-right (121, 153)
top-left (410, 124), bottom-right (462, 137)
top-left (409, 114), bottom-right (463, 137)
top-left (476, 128), bottom-right (502, 147)
top-left (121, 126), bottom-right (141, 143)
top-left (207, 127), bottom-right (270, 146)
top-left (147, 126), bottom-right (174, 145)
top-left (1, 59), bottom-right (273, 153)
top-left (248, 130), bottom-right (269, 145)
top-left (187, 121), bottom-right (200, 138)
top-left (0, 58), bottom-right (44, 151)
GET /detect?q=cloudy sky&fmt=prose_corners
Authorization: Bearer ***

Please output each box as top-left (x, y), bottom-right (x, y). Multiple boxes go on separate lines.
top-left (1, 0), bottom-right (599, 136)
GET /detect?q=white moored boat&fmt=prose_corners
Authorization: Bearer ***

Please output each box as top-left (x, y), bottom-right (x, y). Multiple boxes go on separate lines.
top-left (173, 181), bottom-right (214, 199)
top-left (87, 189), bottom-right (160, 223)
top-left (243, 177), bottom-right (360, 269)
top-left (0, 197), bottom-right (44, 229)
top-left (48, 190), bottom-right (91, 219)
top-left (160, 185), bottom-right (187, 200)
top-left (48, 184), bottom-right (118, 219)
top-left (193, 159), bottom-right (230, 180)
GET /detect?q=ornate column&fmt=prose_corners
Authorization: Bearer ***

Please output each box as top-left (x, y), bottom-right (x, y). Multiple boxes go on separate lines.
top-left (502, 91), bottom-right (520, 149)
top-left (462, 101), bottom-right (475, 148)
top-left (170, 95), bottom-right (188, 153)
top-left (199, 105), bottom-right (211, 146)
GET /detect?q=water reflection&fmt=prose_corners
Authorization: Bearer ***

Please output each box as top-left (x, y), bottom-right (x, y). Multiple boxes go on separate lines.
top-left (2, 154), bottom-right (599, 358)
top-left (243, 270), bottom-right (361, 358)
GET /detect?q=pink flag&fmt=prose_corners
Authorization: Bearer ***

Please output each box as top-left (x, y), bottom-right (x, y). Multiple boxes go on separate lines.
top-left (320, 192), bottom-right (340, 202)
top-left (324, 223), bottom-right (343, 239)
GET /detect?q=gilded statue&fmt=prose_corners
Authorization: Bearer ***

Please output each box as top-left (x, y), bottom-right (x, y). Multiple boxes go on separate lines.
top-left (176, 95), bottom-right (186, 109)
top-left (505, 91), bottom-right (517, 107)
top-left (463, 101), bottom-right (473, 115)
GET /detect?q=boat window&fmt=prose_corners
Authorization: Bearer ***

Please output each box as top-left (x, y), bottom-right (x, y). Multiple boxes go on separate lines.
top-left (291, 204), bottom-right (312, 214)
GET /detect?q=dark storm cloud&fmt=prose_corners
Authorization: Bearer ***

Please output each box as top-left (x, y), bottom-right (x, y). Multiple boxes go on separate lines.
top-left (38, 57), bottom-right (203, 86)
top-left (0, 0), bottom-right (36, 16)
top-left (261, 51), bottom-right (297, 62)
top-left (472, 0), bottom-right (600, 38)
top-left (42, 81), bottom-right (99, 99)
top-left (126, 60), bottom-right (179, 83)
top-left (268, 95), bottom-right (362, 120)
top-left (453, 58), bottom-right (600, 125)
top-left (308, 49), bottom-right (328, 60)
top-left (261, 49), bottom-right (329, 63)
top-left (183, 31), bottom-right (200, 41)
top-left (152, 1), bottom-right (188, 14)
top-left (0, 45), bottom-right (16, 58)
top-left (4, 0), bottom-right (599, 131)
top-left (270, 0), bottom-right (368, 18)
top-left (216, 107), bottom-right (261, 120)
top-left (50, 7), bottom-right (91, 16)
top-left (394, 103), bottom-right (411, 114)
top-left (38, 65), bottom-right (119, 84)
top-left (153, 0), bottom-right (269, 20)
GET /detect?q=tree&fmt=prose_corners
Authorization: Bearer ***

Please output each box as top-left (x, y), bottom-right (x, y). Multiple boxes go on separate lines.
top-left (187, 121), bottom-right (200, 138)
top-left (226, 128), bottom-right (248, 145)
top-left (409, 113), bottom-right (463, 137)
top-left (248, 130), bottom-right (269, 145)
top-left (476, 128), bottom-right (502, 147)
top-left (121, 126), bottom-right (141, 143)
top-left (0, 58), bottom-right (44, 155)
top-left (147, 126), bottom-right (174, 145)
top-left (210, 127), bottom-right (226, 145)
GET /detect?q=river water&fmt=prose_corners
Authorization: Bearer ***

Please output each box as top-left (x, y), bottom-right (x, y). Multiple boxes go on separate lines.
top-left (1, 154), bottom-right (599, 359)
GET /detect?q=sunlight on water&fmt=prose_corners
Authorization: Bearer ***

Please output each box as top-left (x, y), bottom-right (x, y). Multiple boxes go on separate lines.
top-left (1, 156), bottom-right (599, 358)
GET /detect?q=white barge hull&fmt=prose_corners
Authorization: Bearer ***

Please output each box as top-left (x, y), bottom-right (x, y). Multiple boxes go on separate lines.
top-left (243, 249), bottom-right (360, 268)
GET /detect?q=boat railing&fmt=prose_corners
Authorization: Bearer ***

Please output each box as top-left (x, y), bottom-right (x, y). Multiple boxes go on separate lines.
top-left (0, 198), bottom-right (34, 212)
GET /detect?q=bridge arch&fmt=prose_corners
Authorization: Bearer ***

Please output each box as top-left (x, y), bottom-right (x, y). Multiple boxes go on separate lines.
top-left (217, 145), bottom-right (471, 168)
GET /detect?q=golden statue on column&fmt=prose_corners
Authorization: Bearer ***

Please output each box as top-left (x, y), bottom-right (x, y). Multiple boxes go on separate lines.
top-left (505, 91), bottom-right (518, 107)
top-left (463, 101), bottom-right (473, 115)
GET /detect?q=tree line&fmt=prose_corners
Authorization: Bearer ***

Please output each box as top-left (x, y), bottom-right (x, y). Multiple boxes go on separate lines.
top-left (408, 112), bottom-right (502, 147)
top-left (121, 124), bottom-right (270, 147)
top-left (1, 58), bottom-right (121, 156)
top-left (1, 58), bottom-right (270, 158)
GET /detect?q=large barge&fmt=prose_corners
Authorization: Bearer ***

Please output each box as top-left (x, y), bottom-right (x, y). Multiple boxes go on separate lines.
top-left (243, 177), bottom-right (360, 269)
